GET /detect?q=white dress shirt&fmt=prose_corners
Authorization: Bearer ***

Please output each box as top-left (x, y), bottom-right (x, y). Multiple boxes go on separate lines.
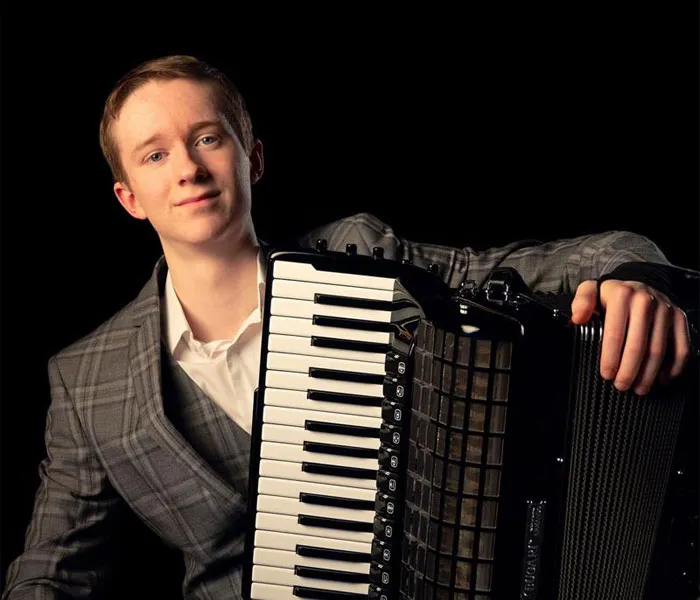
top-left (162, 250), bottom-right (266, 434)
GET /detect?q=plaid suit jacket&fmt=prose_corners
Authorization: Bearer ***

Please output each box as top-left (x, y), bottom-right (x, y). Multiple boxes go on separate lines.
top-left (2, 213), bottom-right (674, 599)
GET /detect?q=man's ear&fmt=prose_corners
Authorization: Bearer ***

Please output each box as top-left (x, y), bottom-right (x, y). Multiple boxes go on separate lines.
top-left (249, 139), bottom-right (264, 185)
top-left (114, 181), bottom-right (148, 220)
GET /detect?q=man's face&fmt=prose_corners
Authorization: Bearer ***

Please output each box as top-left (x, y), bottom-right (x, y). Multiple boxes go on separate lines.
top-left (112, 78), bottom-right (262, 253)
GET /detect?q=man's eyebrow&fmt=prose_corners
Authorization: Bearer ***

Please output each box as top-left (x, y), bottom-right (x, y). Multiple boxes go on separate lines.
top-left (131, 134), bottom-right (164, 159)
top-left (130, 120), bottom-right (225, 158)
top-left (189, 120), bottom-right (225, 134)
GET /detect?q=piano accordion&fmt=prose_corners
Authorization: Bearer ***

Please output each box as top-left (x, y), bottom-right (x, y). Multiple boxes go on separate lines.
top-left (242, 242), bottom-right (696, 600)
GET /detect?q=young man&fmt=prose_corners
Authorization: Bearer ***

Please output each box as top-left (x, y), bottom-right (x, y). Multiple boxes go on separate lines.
top-left (2, 55), bottom-right (691, 599)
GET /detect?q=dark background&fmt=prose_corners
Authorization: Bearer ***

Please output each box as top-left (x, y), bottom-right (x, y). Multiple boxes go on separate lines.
top-left (1, 7), bottom-right (698, 596)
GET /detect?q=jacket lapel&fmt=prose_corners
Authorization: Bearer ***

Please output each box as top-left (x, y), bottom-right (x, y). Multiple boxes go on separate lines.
top-left (127, 256), bottom-right (241, 504)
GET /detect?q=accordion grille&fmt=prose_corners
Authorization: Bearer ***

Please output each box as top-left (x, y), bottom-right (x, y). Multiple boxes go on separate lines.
top-left (401, 319), bottom-right (511, 599)
top-left (400, 316), bottom-right (685, 599)
top-left (558, 322), bottom-right (685, 599)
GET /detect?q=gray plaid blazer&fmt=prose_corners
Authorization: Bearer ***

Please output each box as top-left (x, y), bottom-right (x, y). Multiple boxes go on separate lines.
top-left (2, 213), bottom-right (673, 599)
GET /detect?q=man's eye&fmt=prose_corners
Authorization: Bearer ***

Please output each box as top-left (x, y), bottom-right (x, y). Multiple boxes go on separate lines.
top-left (198, 135), bottom-right (218, 146)
top-left (147, 152), bottom-right (164, 163)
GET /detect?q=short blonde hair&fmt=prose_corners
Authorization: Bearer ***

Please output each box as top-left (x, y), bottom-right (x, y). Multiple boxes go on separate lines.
top-left (99, 55), bottom-right (254, 183)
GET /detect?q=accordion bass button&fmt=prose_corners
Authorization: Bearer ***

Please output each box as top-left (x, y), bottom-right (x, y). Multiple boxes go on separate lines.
top-left (315, 238), bottom-right (328, 252)
top-left (373, 246), bottom-right (384, 259)
top-left (346, 243), bottom-right (357, 255)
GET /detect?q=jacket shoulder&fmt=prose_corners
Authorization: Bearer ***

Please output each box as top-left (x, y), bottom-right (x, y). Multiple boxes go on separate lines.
top-left (297, 212), bottom-right (404, 259)
top-left (49, 294), bottom-right (146, 391)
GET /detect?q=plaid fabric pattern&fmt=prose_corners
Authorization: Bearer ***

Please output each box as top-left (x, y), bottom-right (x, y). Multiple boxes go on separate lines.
top-left (299, 213), bottom-right (673, 294)
top-left (163, 354), bottom-right (252, 506)
top-left (2, 213), bottom-right (672, 599)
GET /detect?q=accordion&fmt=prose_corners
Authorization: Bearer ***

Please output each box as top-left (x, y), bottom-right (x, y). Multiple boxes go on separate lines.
top-left (241, 242), bottom-right (697, 600)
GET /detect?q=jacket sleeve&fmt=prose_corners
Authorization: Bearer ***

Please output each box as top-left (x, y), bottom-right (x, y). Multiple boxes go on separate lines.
top-left (3, 357), bottom-right (128, 599)
top-left (300, 212), bottom-right (675, 296)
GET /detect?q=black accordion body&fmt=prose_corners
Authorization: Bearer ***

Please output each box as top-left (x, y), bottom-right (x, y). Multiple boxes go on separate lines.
top-left (242, 242), bottom-right (698, 600)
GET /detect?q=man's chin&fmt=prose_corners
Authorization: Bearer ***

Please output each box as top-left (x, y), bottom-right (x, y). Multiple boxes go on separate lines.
top-left (188, 222), bottom-right (251, 249)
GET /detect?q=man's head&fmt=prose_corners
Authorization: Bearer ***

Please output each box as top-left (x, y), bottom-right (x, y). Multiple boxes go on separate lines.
top-left (101, 55), bottom-right (263, 255)
top-left (100, 55), bottom-right (254, 186)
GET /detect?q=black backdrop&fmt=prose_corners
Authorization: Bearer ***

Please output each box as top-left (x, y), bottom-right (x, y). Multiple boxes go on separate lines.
top-left (1, 8), bottom-right (698, 595)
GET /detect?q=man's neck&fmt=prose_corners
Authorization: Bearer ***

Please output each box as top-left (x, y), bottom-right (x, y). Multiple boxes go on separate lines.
top-left (164, 234), bottom-right (262, 343)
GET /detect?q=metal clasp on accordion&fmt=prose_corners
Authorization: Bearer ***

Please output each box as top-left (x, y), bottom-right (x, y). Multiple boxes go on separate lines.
top-left (484, 277), bottom-right (512, 305)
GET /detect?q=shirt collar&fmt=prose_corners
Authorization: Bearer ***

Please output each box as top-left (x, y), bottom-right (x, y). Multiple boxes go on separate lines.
top-left (163, 247), bottom-right (267, 355)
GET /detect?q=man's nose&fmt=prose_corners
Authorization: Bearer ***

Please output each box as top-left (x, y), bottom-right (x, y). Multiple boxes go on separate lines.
top-left (177, 148), bottom-right (209, 184)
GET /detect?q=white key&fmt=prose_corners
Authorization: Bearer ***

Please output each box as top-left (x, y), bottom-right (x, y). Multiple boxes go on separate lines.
top-left (261, 441), bottom-right (379, 470)
top-left (262, 388), bottom-right (382, 419)
top-left (256, 513), bottom-right (374, 543)
top-left (259, 460), bottom-right (377, 490)
top-left (271, 297), bottom-right (393, 323)
top-left (269, 315), bottom-right (392, 344)
top-left (268, 334), bottom-right (387, 364)
top-left (267, 352), bottom-right (385, 376)
top-left (262, 424), bottom-right (380, 450)
top-left (250, 582), bottom-right (294, 600)
top-left (273, 260), bottom-right (396, 291)
top-left (265, 371), bottom-right (384, 397)
top-left (252, 565), bottom-right (370, 595)
top-left (254, 547), bottom-right (370, 574)
top-left (256, 494), bottom-right (375, 523)
top-left (258, 477), bottom-right (376, 502)
top-left (263, 406), bottom-right (381, 430)
top-left (272, 278), bottom-right (397, 302)
top-left (255, 529), bottom-right (372, 554)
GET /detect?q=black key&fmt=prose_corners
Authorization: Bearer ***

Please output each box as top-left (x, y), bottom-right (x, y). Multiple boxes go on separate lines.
top-left (368, 585), bottom-right (391, 600)
top-left (379, 423), bottom-right (402, 447)
top-left (304, 440), bottom-right (379, 459)
top-left (312, 335), bottom-right (391, 354)
top-left (381, 400), bottom-right (405, 426)
top-left (300, 492), bottom-right (375, 511)
top-left (296, 544), bottom-right (371, 563)
top-left (374, 493), bottom-right (398, 520)
top-left (385, 352), bottom-right (410, 379)
top-left (295, 565), bottom-right (370, 584)
top-left (313, 315), bottom-right (396, 333)
top-left (293, 586), bottom-right (369, 599)
top-left (305, 420), bottom-right (380, 438)
top-left (314, 294), bottom-right (395, 311)
top-left (299, 514), bottom-right (374, 533)
top-left (377, 470), bottom-right (400, 495)
top-left (377, 446), bottom-right (400, 472)
top-left (314, 293), bottom-right (417, 312)
top-left (371, 539), bottom-right (394, 564)
top-left (373, 515), bottom-right (396, 542)
top-left (383, 379), bottom-right (408, 402)
top-left (308, 390), bottom-right (383, 407)
top-left (309, 367), bottom-right (385, 385)
top-left (369, 563), bottom-right (392, 587)
top-left (302, 462), bottom-right (377, 480)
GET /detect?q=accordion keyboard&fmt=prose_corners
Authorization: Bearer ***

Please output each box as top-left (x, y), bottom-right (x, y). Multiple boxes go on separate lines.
top-left (248, 255), bottom-right (417, 600)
